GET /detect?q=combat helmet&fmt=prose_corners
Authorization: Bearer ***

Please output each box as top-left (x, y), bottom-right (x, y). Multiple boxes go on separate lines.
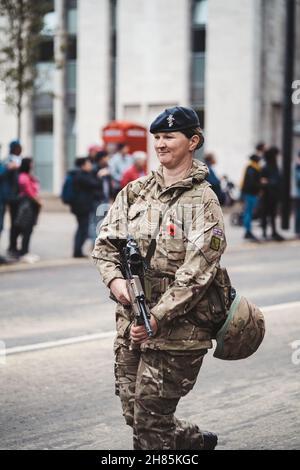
top-left (213, 292), bottom-right (265, 360)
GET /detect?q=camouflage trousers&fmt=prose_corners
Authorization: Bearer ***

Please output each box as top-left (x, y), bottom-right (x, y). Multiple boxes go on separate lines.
top-left (114, 342), bottom-right (207, 450)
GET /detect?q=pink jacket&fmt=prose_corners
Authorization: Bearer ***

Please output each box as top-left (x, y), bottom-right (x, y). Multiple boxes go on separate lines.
top-left (18, 173), bottom-right (40, 199)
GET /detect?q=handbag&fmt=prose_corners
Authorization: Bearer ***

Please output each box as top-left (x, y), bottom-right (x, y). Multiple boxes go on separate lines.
top-left (15, 197), bottom-right (39, 232)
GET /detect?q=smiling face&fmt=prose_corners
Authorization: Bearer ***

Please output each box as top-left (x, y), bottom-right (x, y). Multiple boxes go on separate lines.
top-left (153, 131), bottom-right (199, 169)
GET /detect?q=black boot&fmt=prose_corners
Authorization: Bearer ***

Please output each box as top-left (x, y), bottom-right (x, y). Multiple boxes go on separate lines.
top-left (272, 232), bottom-right (285, 241)
top-left (202, 431), bottom-right (218, 450)
top-left (244, 231), bottom-right (259, 242)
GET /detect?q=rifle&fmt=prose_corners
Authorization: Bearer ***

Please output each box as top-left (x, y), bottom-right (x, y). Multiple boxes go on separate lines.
top-left (110, 236), bottom-right (153, 337)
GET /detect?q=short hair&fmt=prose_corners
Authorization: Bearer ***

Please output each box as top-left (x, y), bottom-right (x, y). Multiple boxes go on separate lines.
top-left (256, 142), bottom-right (265, 152)
top-left (75, 157), bottom-right (89, 168)
top-left (264, 146), bottom-right (279, 165)
top-left (19, 157), bottom-right (32, 173)
top-left (133, 151), bottom-right (147, 162)
top-left (204, 153), bottom-right (215, 165)
top-left (180, 127), bottom-right (204, 150)
top-left (95, 150), bottom-right (109, 162)
top-left (117, 142), bottom-right (129, 151)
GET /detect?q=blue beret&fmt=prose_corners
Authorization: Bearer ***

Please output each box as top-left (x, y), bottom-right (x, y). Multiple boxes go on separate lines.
top-left (150, 106), bottom-right (200, 134)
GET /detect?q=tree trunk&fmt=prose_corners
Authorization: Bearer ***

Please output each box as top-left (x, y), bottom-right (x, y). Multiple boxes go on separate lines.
top-left (17, 100), bottom-right (22, 140)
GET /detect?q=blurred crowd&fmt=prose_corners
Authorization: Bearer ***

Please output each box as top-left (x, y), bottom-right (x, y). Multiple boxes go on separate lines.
top-left (0, 140), bottom-right (42, 265)
top-left (0, 140), bottom-right (147, 264)
top-left (62, 143), bottom-right (147, 258)
top-left (206, 142), bottom-right (300, 242)
top-left (1, 138), bottom-right (300, 265)
top-left (239, 143), bottom-right (300, 242)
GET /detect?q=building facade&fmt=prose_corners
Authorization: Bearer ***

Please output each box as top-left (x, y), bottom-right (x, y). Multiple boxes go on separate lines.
top-left (0, 0), bottom-right (299, 193)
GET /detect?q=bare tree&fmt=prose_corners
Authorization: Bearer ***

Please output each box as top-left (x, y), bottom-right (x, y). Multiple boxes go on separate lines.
top-left (0, 0), bottom-right (50, 138)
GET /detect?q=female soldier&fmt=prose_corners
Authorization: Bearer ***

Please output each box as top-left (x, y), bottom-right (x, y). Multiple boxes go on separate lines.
top-left (92, 106), bottom-right (227, 450)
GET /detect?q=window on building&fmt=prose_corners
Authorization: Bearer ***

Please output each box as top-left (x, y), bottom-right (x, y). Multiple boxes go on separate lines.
top-left (38, 39), bottom-right (54, 62)
top-left (66, 0), bottom-right (77, 9)
top-left (195, 108), bottom-right (205, 128)
top-left (192, 28), bottom-right (206, 53)
top-left (109, 0), bottom-right (117, 120)
top-left (42, 11), bottom-right (56, 36)
top-left (193, 0), bottom-right (208, 26)
top-left (67, 36), bottom-right (77, 60)
top-left (34, 114), bottom-right (53, 134)
top-left (191, 0), bottom-right (206, 108)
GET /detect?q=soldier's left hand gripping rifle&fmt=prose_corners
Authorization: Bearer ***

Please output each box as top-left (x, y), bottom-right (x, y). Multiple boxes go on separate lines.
top-left (109, 236), bottom-right (153, 337)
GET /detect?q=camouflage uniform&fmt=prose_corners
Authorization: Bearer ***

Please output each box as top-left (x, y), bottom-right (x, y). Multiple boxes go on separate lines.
top-left (92, 160), bottom-right (227, 450)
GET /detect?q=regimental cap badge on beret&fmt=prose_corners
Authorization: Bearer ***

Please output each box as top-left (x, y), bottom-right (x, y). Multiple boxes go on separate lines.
top-left (167, 114), bottom-right (175, 127)
top-left (150, 106), bottom-right (200, 134)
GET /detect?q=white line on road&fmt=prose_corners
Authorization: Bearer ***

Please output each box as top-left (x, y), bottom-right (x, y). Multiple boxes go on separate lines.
top-left (5, 331), bottom-right (115, 356)
top-left (261, 301), bottom-right (300, 313)
top-left (3, 300), bottom-right (300, 357)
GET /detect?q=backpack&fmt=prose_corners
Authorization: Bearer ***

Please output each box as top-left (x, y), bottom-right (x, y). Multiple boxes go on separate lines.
top-left (61, 171), bottom-right (75, 205)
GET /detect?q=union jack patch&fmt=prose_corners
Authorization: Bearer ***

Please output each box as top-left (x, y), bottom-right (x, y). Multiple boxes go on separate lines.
top-left (213, 228), bottom-right (223, 237)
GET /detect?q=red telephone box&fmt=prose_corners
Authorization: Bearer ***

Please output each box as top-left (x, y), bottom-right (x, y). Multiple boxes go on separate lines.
top-left (102, 121), bottom-right (147, 154)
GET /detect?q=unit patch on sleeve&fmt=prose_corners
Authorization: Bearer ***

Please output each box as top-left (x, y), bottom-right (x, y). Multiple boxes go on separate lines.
top-left (210, 235), bottom-right (221, 251)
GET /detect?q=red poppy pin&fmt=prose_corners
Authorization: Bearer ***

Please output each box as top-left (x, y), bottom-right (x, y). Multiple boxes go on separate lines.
top-left (167, 223), bottom-right (176, 237)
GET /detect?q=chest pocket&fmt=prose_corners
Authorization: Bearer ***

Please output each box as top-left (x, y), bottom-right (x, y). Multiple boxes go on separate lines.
top-left (165, 226), bottom-right (186, 261)
top-left (128, 204), bottom-right (160, 240)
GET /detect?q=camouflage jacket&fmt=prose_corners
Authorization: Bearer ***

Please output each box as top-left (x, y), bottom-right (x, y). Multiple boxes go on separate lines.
top-left (92, 160), bottom-right (227, 351)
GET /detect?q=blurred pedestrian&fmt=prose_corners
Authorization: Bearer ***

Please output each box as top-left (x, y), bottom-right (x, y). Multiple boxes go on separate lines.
top-left (260, 147), bottom-right (284, 241)
top-left (294, 151), bottom-right (300, 238)
top-left (71, 157), bottom-right (100, 258)
top-left (221, 175), bottom-right (239, 207)
top-left (121, 151), bottom-right (147, 188)
top-left (0, 159), bottom-right (9, 264)
top-left (204, 153), bottom-right (225, 205)
top-left (87, 144), bottom-right (103, 164)
top-left (89, 150), bottom-right (113, 241)
top-left (109, 143), bottom-right (132, 197)
top-left (241, 144), bottom-right (265, 241)
top-left (94, 150), bottom-right (112, 204)
top-left (5, 140), bottom-right (23, 258)
top-left (15, 157), bottom-right (42, 263)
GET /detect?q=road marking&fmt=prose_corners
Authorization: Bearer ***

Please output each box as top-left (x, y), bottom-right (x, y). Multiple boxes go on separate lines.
top-left (261, 301), bottom-right (300, 313)
top-left (5, 331), bottom-right (115, 356)
top-left (0, 257), bottom-right (91, 274)
top-left (3, 300), bottom-right (300, 357)
top-left (226, 238), bottom-right (300, 253)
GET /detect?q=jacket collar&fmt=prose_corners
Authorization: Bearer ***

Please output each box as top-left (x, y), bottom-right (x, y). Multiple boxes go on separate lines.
top-left (154, 159), bottom-right (208, 189)
top-left (152, 160), bottom-right (208, 202)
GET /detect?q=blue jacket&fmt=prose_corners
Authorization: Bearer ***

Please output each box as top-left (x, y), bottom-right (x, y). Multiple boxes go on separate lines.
top-left (0, 162), bottom-right (9, 204)
top-left (206, 164), bottom-right (225, 205)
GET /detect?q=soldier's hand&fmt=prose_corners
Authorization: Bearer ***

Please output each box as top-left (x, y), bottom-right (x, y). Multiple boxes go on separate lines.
top-left (109, 278), bottom-right (131, 305)
top-left (130, 315), bottom-right (158, 344)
